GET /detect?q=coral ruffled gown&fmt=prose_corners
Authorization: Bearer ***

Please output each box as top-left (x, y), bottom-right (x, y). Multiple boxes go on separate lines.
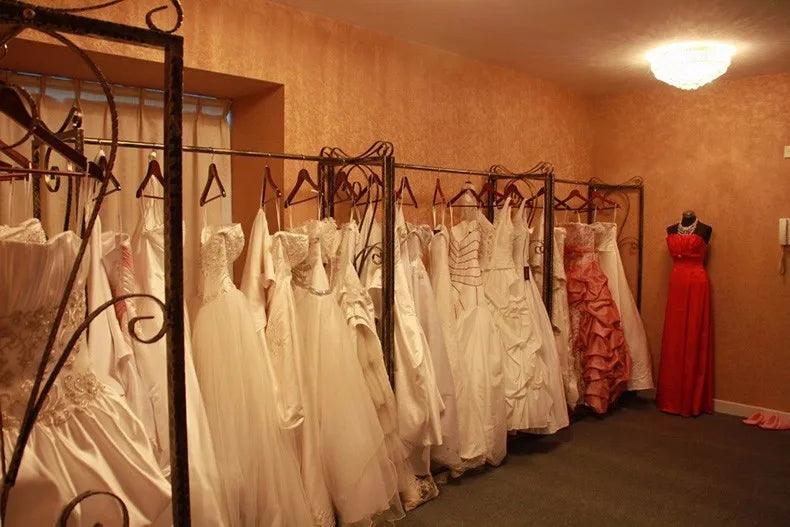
top-left (657, 233), bottom-right (713, 417)
top-left (563, 223), bottom-right (631, 414)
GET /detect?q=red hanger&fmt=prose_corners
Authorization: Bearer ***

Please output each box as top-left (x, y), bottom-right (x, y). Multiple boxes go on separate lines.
top-left (432, 178), bottom-right (446, 207)
top-left (199, 162), bottom-right (227, 206)
top-left (555, 188), bottom-right (591, 211)
top-left (396, 176), bottom-right (418, 208)
top-left (284, 167), bottom-right (320, 208)
top-left (260, 165), bottom-right (282, 207)
top-left (448, 183), bottom-right (484, 207)
top-left (94, 153), bottom-right (121, 199)
top-left (136, 153), bottom-right (165, 200)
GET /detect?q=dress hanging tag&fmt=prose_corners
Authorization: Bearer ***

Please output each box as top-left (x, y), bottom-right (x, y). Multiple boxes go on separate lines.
top-left (524, 266), bottom-right (530, 281)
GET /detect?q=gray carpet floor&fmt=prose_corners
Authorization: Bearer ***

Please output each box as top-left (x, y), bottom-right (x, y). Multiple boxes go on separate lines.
top-left (400, 395), bottom-right (790, 527)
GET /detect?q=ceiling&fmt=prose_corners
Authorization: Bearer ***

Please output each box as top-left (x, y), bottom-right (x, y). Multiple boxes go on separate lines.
top-left (271, 0), bottom-right (790, 93)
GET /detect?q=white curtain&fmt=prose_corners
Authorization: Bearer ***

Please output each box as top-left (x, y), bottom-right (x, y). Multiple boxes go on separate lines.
top-left (0, 71), bottom-right (232, 309)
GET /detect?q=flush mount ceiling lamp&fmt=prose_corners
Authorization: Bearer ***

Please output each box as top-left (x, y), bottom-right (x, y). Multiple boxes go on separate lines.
top-left (646, 42), bottom-right (736, 90)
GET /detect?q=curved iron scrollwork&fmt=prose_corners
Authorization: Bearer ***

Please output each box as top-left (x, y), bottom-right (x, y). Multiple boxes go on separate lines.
top-left (0, 5), bottom-right (167, 524)
top-left (57, 490), bottom-right (131, 526)
top-left (20, 0), bottom-right (184, 33)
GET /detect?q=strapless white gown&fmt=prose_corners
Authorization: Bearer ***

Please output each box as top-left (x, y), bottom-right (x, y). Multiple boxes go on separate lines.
top-left (594, 222), bottom-right (654, 391)
top-left (0, 223), bottom-right (171, 526)
top-left (191, 223), bottom-right (313, 526)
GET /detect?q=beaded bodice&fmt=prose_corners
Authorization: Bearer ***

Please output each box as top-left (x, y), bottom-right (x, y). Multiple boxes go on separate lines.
top-left (593, 222), bottom-right (618, 253)
top-left (291, 219), bottom-right (337, 295)
top-left (552, 227), bottom-right (568, 280)
top-left (563, 223), bottom-right (598, 267)
top-left (0, 231), bottom-right (100, 429)
top-left (200, 224), bottom-right (244, 302)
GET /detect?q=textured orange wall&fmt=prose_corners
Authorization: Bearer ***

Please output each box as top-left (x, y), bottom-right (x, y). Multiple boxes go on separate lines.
top-left (39, 0), bottom-right (592, 226)
top-left (591, 73), bottom-right (790, 412)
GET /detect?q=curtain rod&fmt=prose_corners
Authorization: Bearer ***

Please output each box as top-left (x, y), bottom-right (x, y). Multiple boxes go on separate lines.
top-left (82, 137), bottom-right (384, 164)
top-left (394, 162), bottom-right (550, 182)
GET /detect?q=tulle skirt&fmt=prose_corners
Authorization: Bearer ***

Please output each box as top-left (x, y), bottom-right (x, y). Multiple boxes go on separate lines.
top-left (191, 288), bottom-right (313, 527)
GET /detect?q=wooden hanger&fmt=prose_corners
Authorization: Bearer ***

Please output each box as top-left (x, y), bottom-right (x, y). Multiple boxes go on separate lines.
top-left (94, 153), bottom-right (121, 199)
top-left (432, 178), bottom-right (446, 207)
top-left (589, 190), bottom-right (618, 208)
top-left (200, 162), bottom-right (227, 206)
top-left (0, 84), bottom-right (103, 181)
top-left (555, 188), bottom-right (591, 211)
top-left (396, 175), bottom-right (418, 208)
top-left (448, 182), bottom-right (484, 207)
top-left (500, 180), bottom-right (525, 206)
top-left (478, 181), bottom-right (504, 206)
top-left (260, 165), bottom-right (281, 206)
top-left (332, 169), bottom-right (358, 204)
top-left (136, 152), bottom-right (165, 200)
top-left (284, 167), bottom-right (320, 208)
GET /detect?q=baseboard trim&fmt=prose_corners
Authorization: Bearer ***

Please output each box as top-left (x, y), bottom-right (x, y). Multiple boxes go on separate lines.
top-left (634, 389), bottom-right (790, 419)
top-left (712, 399), bottom-right (790, 420)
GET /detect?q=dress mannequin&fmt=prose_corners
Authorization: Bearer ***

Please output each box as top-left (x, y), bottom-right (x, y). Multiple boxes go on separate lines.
top-left (666, 210), bottom-right (712, 243)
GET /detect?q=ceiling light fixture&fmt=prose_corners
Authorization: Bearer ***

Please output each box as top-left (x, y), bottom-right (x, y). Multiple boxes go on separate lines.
top-left (646, 42), bottom-right (736, 90)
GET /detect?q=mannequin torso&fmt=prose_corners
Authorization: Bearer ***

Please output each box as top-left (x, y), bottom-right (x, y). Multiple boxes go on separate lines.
top-left (666, 210), bottom-right (712, 244)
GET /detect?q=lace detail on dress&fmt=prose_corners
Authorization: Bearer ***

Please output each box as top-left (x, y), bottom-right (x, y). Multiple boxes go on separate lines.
top-left (0, 291), bottom-right (103, 429)
top-left (0, 218), bottom-right (46, 244)
top-left (562, 223), bottom-right (597, 267)
top-left (200, 224), bottom-right (244, 302)
top-left (477, 214), bottom-right (496, 270)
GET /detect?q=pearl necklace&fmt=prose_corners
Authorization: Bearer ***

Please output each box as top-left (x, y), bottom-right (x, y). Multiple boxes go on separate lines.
top-left (677, 218), bottom-right (698, 235)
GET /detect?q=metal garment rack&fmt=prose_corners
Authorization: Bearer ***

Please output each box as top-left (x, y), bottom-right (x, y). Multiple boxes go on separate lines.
top-left (82, 137), bottom-right (399, 386)
top-left (0, 1), bottom-right (189, 524)
top-left (393, 161), bottom-right (556, 317)
top-left (554, 176), bottom-right (646, 310)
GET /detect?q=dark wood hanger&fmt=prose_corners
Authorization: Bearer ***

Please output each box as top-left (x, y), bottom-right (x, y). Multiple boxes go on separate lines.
top-left (448, 183), bottom-right (484, 207)
top-left (136, 154), bottom-right (165, 200)
top-left (478, 182), bottom-right (504, 206)
top-left (432, 178), bottom-right (446, 207)
top-left (94, 153), bottom-right (121, 199)
top-left (200, 162), bottom-right (227, 206)
top-left (0, 137), bottom-right (31, 168)
top-left (555, 188), bottom-right (591, 211)
top-left (396, 176), bottom-right (418, 208)
top-left (332, 169), bottom-right (358, 204)
top-left (0, 84), bottom-right (103, 181)
top-left (589, 190), bottom-right (618, 209)
top-left (500, 180), bottom-right (525, 206)
top-left (260, 165), bottom-right (281, 207)
top-left (284, 167), bottom-right (320, 208)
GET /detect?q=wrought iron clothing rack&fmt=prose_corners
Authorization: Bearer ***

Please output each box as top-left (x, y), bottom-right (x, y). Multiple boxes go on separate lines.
top-left (82, 136), bottom-right (399, 387)
top-left (553, 175), bottom-right (646, 310)
top-left (393, 161), bottom-right (556, 318)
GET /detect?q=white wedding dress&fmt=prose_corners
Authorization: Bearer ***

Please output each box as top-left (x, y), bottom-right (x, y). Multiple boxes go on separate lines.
top-left (405, 222), bottom-right (462, 473)
top-left (130, 202), bottom-right (227, 525)
top-left (0, 224), bottom-right (171, 526)
top-left (357, 208), bottom-right (444, 475)
top-left (291, 218), bottom-right (399, 526)
top-left (448, 202), bottom-right (507, 466)
top-left (332, 220), bottom-right (407, 521)
top-left (241, 209), bottom-right (304, 430)
top-left (191, 223), bottom-right (313, 526)
top-left (429, 224), bottom-right (487, 471)
top-left (482, 200), bottom-right (551, 430)
top-left (594, 222), bottom-right (654, 391)
top-left (513, 202), bottom-right (569, 434)
top-left (526, 214), bottom-right (580, 408)
top-left (86, 215), bottom-right (157, 448)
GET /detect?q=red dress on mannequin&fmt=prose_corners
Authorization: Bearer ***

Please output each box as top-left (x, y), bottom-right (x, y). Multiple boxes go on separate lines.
top-left (657, 233), bottom-right (713, 417)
